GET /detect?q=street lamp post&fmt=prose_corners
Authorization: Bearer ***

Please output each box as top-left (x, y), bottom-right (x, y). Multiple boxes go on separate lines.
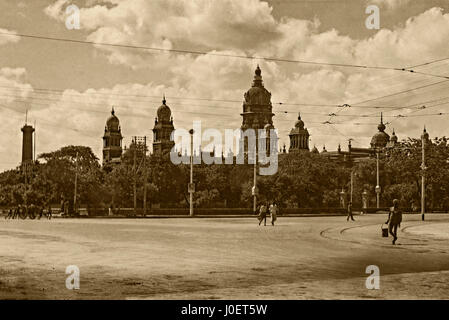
top-left (375, 149), bottom-right (381, 209)
top-left (421, 127), bottom-right (428, 221)
top-left (189, 129), bottom-right (194, 217)
top-left (252, 146), bottom-right (258, 213)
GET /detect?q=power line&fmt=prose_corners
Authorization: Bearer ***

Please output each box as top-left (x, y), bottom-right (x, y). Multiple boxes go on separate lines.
top-left (1, 31), bottom-right (448, 79)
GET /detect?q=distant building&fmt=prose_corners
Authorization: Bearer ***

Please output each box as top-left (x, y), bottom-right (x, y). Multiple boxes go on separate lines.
top-left (240, 65), bottom-right (275, 155)
top-left (370, 113), bottom-right (390, 149)
top-left (21, 123), bottom-right (34, 164)
top-left (102, 107), bottom-right (123, 167)
top-left (289, 113), bottom-right (310, 152)
top-left (152, 96), bottom-right (175, 156)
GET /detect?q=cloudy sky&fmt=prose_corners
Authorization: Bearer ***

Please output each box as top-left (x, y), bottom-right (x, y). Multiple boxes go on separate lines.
top-left (1, 0), bottom-right (449, 171)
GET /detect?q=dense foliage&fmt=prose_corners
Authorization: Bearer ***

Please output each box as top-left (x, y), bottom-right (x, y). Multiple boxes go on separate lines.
top-left (1, 137), bottom-right (449, 212)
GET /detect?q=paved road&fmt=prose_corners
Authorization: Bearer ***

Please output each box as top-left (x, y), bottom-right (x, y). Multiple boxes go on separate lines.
top-left (0, 214), bottom-right (448, 299)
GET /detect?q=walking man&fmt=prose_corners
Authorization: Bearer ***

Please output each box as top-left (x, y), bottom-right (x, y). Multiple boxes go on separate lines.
top-left (386, 199), bottom-right (402, 245)
top-left (269, 202), bottom-right (278, 226)
top-left (347, 201), bottom-right (355, 221)
top-left (258, 203), bottom-right (268, 226)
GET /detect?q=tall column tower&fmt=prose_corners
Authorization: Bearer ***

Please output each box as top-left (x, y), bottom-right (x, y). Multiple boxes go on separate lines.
top-left (21, 122), bottom-right (35, 164)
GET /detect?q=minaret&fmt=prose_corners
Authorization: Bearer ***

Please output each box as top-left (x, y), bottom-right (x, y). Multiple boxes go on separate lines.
top-left (21, 111), bottom-right (35, 164)
top-left (153, 96), bottom-right (175, 156)
top-left (102, 107), bottom-right (123, 167)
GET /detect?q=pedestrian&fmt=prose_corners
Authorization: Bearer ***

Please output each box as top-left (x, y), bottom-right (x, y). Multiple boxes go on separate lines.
top-left (258, 203), bottom-right (267, 226)
top-left (38, 206), bottom-right (44, 220)
top-left (269, 202), bottom-right (278, 226)
top-left (386, 199), bottom-right (402, 245)
top-left (5, 208), bottom-right (13, 219)
top-left (13, 205), bottom-right (20, 219)
top-left (347, 201), bottom-right (355, 221)
top-left (47, 205), bottom-right (52, 220)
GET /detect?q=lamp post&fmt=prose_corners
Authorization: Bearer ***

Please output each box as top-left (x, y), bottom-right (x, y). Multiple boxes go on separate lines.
top-left (189, 129), bottom-right (195, 217)
top-left (421, 126), bottom-right (428, 221)
top-left (375, 149), bottom-right (381, 209)
top-left (252, 145), bottom-right (258, 213)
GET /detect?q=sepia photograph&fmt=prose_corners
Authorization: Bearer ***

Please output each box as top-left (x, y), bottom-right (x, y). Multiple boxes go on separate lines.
top-left (1, 0), bottom-right (449, 308)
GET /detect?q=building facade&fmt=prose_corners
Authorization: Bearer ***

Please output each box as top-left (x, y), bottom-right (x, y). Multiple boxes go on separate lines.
top-left (289, 113), bottom-right (310, 152)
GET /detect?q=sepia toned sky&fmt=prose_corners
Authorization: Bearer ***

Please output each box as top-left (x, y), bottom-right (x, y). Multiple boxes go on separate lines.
top-left (1, 0), bottom-right (449, 171)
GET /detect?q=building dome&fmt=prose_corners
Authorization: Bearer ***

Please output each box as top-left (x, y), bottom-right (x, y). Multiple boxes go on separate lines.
top-left (390, 129), bottom-right (398, 143)
top-left (157, 96), bottom-right (171, 122)
top-left (243, 65), bottom-right (271, 106)
top-left (106, 107), bottom-right (120, 131)
top-left (295, 113), bottom-right (305, 129)
top-left (370, 113), bottom-right (390, 149)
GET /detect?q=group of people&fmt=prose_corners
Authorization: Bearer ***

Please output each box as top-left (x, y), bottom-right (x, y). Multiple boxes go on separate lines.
top-left (257, 202), bottom-right (278, 226)
top-left (4, 204), bottom-right (52, 220)
top-left (347, 199), bottom-right (403, 245)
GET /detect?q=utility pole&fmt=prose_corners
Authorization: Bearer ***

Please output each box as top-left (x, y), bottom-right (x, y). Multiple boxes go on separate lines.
top-left (33, 120), bottom-right (36, 162)
top-left (252, 144), bottom-right (258, 213)
top-left (74, 152), bottom-right (79, 214)
top-left (350, 170), bottom-right (354, 204)
top-left (375, 150), bottom-right (381, 209)
top-left (421, 126), bottom-right (428, 221)
top-left (23, 162), bottom-right (28, 210)
top-left (143, 136), bottom-right (148, 216)
top-left (189, 129), bottom-right (195, 216)
top-left (133, 136), bottom-right (137, 216)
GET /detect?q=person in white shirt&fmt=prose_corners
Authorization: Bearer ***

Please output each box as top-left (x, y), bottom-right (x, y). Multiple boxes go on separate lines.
top-left (269, 202), bottom-right (278, 226)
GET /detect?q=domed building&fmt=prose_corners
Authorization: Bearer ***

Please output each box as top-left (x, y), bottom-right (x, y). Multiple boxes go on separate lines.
top-left (289, 113), bottom-right (310, 152)
top-left (153, 96), bottom-right (175, 156)
top-left (370, 113), bottom-right (390, 149)
top-left (240, 65), bottom-right (275, 155)
top-left (102, 107), bottom-right (123, 167)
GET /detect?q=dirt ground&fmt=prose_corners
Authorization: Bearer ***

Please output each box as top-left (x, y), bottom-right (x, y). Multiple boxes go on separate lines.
top-left (1, 213), bottom-right (448, 299)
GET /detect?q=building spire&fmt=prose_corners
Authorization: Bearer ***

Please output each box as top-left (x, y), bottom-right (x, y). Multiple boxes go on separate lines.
top-left (162, 94), bottom-right (166, 105)
top-left (111, 106), bottom-right (115, 115)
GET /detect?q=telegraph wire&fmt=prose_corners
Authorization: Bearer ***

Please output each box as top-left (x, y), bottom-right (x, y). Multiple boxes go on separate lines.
top-left (1, 31), bottom-right (448, 79)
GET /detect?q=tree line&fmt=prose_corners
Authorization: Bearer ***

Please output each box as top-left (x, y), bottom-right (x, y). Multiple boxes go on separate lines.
top-left (1, 137), bottom-right (449, 212)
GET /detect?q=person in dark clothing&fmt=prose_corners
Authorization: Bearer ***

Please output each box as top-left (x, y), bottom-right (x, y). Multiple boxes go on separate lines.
top-left (386, 199), bottom-right (402, 245)
top-left (347, 202), bottom-right (355, 221)
top-left (5, 208), bottom-right (13, 219)
top-left (258, 203), bottom-right (268, 226)
top-left (47, 206), bottom-right (52, 220)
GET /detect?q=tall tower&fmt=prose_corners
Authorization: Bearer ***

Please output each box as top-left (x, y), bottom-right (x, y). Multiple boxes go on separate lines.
top-left (21, 121), bottom-right (35, 164)
top-left (370, 113), bottom-right (390, 149)
top-left (289, 113), bottom-right (310, 152)
top-left (240, 65), bottom-right (275, 154)
top-left (153, 96), bottom-right (175, 156)
top-left (102, 107), bottom-right (123, 167)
